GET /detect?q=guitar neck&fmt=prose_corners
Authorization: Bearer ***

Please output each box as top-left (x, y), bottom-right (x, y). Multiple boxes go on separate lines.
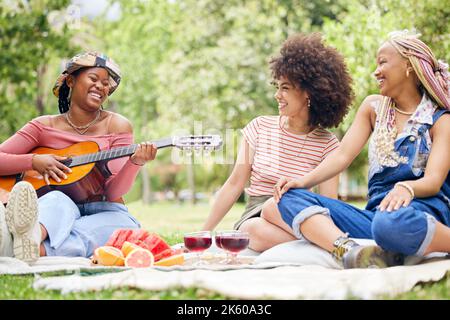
top-left (68, 137), bottom-right (174, 167)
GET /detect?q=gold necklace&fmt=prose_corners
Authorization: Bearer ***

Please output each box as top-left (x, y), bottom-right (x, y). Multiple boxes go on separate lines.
top-left (282, 117), bottom-right (312, 157)
top-left (392, 105), bottom-right (414, 116)
top-left (65, 110), bottom-right (101, 135)
top-left (296, 133), bottom-right (311, 157)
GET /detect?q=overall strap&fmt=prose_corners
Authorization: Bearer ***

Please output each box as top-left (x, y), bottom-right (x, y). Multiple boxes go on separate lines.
top-left (432, 108), bottom-right (449, 123)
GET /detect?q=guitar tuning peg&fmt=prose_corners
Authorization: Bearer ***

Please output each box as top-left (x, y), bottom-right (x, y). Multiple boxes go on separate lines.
top-left (203, 146), bottom-right (213, 156)
top-left (184, 147), bottom-right (193, 157)
top-left (194, 146), bottom-right (202, 156)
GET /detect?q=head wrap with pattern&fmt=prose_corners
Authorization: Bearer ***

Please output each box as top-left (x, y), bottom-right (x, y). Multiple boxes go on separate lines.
top-left (387, 30), bottom-right (450, 110)
top-left (53, 51), bottom-right (121, 98)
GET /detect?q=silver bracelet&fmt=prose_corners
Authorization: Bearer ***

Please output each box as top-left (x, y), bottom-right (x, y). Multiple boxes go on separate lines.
top-left (395, 182), bottom-right (415, 199)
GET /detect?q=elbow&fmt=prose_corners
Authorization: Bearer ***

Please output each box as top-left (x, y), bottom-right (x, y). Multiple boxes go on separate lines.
top-left (333, 149), bottom-right (353, 170)
top-left (430, 185), bottom-right (442, 196)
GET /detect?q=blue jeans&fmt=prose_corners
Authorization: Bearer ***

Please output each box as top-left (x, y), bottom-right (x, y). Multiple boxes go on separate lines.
top-left (38, 191), bottom-right (140, 257)
top-left (278, 188), bottom-right (444, 256)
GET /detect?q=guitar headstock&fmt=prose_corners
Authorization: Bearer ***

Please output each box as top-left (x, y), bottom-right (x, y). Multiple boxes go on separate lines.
top-left (172, 135), bottom-right (223, 154)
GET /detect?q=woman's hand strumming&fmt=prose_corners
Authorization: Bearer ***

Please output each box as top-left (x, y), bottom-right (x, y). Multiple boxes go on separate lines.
top-left (32, 154), bottom-right (72, 185)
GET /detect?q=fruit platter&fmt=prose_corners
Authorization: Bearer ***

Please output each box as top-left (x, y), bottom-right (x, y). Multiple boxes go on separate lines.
top-left (91, 229), bottom-right (185, 268)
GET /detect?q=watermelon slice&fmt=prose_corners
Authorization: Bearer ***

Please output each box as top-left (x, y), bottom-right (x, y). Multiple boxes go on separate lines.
top-left (105, 228), bottom-right (173, 262)
top-left (126, 229), bottom-right (149, 245)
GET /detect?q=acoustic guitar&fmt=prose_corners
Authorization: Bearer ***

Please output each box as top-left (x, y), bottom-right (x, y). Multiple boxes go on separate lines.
top-left (0, 135), bottom-right (222, 204)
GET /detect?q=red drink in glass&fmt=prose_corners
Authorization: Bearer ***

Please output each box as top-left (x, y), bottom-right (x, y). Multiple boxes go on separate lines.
top-left (184, 236), bottom-right (212, 252)
top-left (215, 235), bottom-right (223, 249)
top-left (183, 231), bottom-right (212, 265)
top-left (220, 236), bottom-right (249, 253)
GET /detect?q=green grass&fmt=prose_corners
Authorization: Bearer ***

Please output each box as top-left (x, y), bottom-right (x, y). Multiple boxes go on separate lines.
top-left (0, 200), bottom-right (242, 300)
top-left (1, 200), bottom-right (449, 300)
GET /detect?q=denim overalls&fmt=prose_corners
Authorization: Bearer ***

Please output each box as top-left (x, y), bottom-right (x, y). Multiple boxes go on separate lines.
top-left (278, 107), bottom-right (449, 256)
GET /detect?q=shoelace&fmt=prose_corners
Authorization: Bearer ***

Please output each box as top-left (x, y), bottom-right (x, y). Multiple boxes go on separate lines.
top-left (332, 235), bottom-right (358, 261)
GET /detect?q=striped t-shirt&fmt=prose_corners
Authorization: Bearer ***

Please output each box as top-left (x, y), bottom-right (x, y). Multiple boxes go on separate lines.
top-left (242, 116), bottom-right (339, 196)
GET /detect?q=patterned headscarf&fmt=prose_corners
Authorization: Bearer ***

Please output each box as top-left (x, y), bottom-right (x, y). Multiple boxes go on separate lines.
top-left (388, 30), bottom-right (450, 110)
top-left (53, 51), bottom-right (121, 98)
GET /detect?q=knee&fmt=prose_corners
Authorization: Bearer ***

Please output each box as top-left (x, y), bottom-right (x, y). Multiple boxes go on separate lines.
top-left (260, 198), bottom-right (279, 221)
top-left (371, 207), bottom-right (421, 253)
top-left (38, 191), bottom-right (79, 217)
top-left (39, 190), bottom-right (71, 203)
top-left (372, 213), bottom-right (396, 245)
top-left (239, 218), bottom-right (264, 238)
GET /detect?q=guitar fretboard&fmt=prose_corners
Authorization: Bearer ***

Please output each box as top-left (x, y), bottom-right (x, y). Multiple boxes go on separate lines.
top-left (67, 137), bottom-right (173, 167)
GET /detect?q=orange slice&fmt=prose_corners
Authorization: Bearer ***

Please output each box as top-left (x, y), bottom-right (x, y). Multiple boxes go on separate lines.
top-left (124, 248), bottom-right (154, 268)
top-left (121, 241), bottom-right (141, 257)
top-left (94, 246), bottom-right (125, 266)
top-left (154, 254), bottom-right (185, 267)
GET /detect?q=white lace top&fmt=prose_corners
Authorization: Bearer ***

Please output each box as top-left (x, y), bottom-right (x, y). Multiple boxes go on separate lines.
top-left (368, 94), bottom-right (437, 180)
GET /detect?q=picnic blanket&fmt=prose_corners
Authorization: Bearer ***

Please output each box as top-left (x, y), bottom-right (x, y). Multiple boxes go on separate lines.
top-left (1, 240), bottom-right (449, 299)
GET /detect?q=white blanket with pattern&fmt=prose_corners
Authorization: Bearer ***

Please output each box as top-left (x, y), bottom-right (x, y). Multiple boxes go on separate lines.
top-left (1, 239), bottom-right (449, 299)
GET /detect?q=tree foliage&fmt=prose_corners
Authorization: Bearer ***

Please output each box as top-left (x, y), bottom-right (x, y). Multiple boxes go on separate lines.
top-left (0, 0), bottom-right (77, 140)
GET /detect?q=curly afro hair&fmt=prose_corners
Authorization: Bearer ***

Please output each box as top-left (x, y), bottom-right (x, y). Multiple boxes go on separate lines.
top-left (270, 33), bottom-right (354, 128)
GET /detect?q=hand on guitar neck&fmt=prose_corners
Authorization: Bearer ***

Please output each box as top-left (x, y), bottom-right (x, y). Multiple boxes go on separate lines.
top-left (129, 142), bottom-right (157, 166)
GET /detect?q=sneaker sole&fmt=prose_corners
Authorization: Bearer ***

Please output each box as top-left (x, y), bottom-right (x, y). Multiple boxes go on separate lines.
top-left (5, 181), bottom-right (40, 263)
top-left (343, 245), bottom-right (404, 269)
top-left (0, 203), bottom-right (7, 253)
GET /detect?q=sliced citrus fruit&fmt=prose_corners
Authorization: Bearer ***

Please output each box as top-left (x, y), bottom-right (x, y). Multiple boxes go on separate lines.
top-left (124, 248), bottom-right (154, 268)
top-left (94, 246), bottom-right (125, 266)
top-left (154, 254), bottom-right (185, 267)
top-left (121, 241), bottom-right (142, 257)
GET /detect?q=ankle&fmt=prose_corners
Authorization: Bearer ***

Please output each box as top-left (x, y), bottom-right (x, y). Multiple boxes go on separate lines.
top-left (332, 233), bottom-right (359, 261)
top-left (40, 244), bottom-right (46, 256)
top-left (40, 224), bottom-right (48, 242)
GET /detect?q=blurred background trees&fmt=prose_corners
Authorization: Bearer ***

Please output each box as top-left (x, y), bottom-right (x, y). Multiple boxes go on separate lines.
top-left (1, 0), bottom-right (448, 203)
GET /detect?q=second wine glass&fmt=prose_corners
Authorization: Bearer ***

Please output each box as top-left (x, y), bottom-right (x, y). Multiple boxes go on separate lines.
top-left (217, 230), bottom-right (249, 264)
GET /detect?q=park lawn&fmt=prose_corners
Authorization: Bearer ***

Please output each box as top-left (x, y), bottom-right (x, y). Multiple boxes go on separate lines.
top-left (0, 200), bottom-right (449, 299)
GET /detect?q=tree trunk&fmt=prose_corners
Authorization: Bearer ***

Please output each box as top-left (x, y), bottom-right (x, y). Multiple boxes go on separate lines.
top-left (339, 170), bottom-right (349, 201)
top-left (141, 166), bottom-right (151, 204)
top-left (36, 64), bottom-right (47, 115)
top-left (140, 104), bottom-right (151, 204)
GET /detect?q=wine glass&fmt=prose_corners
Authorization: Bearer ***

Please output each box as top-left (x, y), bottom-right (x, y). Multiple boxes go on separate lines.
top-left (217, 230), bottom-right (250, 264)
top-left (183, 231), bottom-right (212, 265)
top-left (214, 230), bottom-right (235, 263)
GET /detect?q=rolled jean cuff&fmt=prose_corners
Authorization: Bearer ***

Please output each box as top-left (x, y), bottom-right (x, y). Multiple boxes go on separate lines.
top-left (415, 213), bottom-right (437, 256)
top-left (291, 205), bottom-right (331, 240)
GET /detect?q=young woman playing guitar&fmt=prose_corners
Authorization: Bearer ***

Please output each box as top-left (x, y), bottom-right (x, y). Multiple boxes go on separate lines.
top-left (0, 52), bottom-right (157, 263)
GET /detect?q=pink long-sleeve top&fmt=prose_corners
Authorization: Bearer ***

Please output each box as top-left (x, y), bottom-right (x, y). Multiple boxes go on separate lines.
top-left (0, 119), bottom-right (142, 201)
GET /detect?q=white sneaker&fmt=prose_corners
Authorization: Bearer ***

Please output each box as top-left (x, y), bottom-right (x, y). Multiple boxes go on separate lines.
top-left (5, 181), bottom-right (41, 263)
top-left (0, 202), bottom-right (13, 257)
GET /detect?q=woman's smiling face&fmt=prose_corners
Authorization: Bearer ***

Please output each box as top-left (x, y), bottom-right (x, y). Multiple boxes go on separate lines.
top-left (373, 42), bottom-right (411, 98)
top-left (273, 76), bottom-right (309, 117)
top-left (67, 67), bottom-right (110, 110)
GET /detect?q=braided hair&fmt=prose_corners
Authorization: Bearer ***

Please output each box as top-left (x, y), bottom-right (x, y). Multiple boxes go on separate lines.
top-left (58, 81), bottom-right (71, 114)
top-left (57, 68), bottom-right (85, 114)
